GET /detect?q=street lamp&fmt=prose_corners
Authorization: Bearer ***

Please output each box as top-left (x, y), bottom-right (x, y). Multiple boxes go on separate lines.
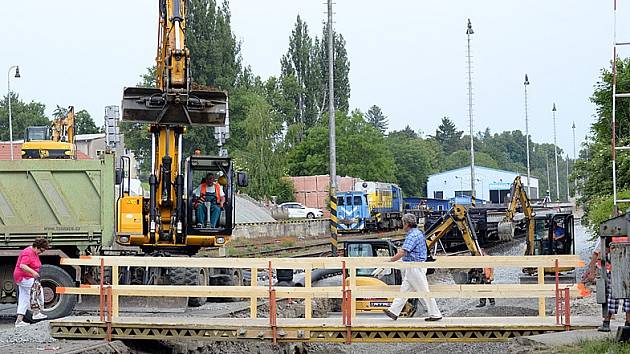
top-left (524, 74), bottom-right (531, 197)
top-left (7, 65), bottom-right (21, 160)
top-left (455, 176), bottom-right (463, 196)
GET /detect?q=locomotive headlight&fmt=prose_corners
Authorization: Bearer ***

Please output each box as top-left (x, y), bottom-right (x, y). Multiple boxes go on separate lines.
top-left (216, 237), bottom-right (225, 244)
top-left (119, 236), bottom-right (130, 243)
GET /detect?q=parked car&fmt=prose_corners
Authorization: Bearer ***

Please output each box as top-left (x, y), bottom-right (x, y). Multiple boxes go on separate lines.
top-left (279, 202), bottom-right (323, 219)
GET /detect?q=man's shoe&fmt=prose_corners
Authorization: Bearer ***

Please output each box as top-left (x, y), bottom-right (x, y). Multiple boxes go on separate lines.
top-left (425, 316), bottom-right (442, 321)
top-left (383, 309), bottom-right (398, 321)
top-left (32, 312), bottom-right (47, 320)
top-left (597, 321), bottom-right (611, 332)
top-left (15, 320), bottom-right (29, 328)
top-left (475, 303), bottom-right (486, 308)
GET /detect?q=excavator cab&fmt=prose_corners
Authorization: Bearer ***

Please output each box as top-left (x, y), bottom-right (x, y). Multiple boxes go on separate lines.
top-left (186, 155), bottom-right (244, 237)
top-left (531, 213), bottom-right (575, 257)
top-left (21, 126), bottom-right (74, 159)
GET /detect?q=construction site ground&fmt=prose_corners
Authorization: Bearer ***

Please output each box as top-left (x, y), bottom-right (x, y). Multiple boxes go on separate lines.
top-left (0, 223), bottom-right (606, 353)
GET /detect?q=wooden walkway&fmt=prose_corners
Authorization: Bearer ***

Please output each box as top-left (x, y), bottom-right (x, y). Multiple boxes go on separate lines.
top-left (49, 315), bottom-right (598, 343)
top-left (52, 254), bottom-right (589, 343)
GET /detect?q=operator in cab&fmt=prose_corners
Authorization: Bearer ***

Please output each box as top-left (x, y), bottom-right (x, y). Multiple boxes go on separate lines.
top-left (552, 221), bottom-right (566, 254)
top-left (193, 174), bottom-right (225, 228)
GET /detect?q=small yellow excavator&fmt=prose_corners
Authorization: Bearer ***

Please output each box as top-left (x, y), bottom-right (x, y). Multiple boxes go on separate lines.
top-left (337, 204), bottom-right (483, 316)
top-left (499, 176), bottom-right (576, 282)
top-left (21, 106), bottom-right (75, 159)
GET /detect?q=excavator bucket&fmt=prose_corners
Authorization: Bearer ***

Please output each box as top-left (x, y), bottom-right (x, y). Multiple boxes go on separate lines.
top-left (122, 87), bottom-right (227, 126)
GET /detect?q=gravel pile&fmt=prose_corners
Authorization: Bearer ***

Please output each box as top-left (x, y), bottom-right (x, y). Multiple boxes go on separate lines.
top-left (0, 321), bottom-right (56, 344)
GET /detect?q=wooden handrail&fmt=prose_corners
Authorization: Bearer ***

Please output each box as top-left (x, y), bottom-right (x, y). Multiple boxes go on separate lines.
top-left (64, 255), bottom-right (582, 268)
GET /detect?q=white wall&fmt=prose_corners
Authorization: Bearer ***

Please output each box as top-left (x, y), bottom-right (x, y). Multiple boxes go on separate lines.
top-left (427, 166), bottom-right (539, 201)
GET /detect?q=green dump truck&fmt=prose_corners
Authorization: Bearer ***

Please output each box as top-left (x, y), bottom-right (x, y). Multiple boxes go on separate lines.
top-left (0, 154), bottom-right (115, 319)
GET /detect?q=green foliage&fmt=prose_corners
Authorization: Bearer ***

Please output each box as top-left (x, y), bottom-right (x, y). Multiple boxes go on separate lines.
top-left (365, 105), bottom-right (388, 133)
top-left (561, 338), bottom-right (630, 354)
top-left (51, 105), bottom-right (100, 135)
top-left (288, 111), bottom-right (396, 182)
top-left (443, 150), bottom-right (499, 170)
top-left (432, 117), bottom-right (463, 155)
top-left (583, 190), bottom-right (630, 235)
top-left (232, 91), bottom-right (293, 201)
top-left (0, 93), bottom-right (49, 141)
top-left (386, 129), bottom-right (439, 196)
top-left (75, 110), bottom-right (101, 134)
top-left (279, 16), bottom-right (351, 144)
top-left (187, 0), bottom-right (241, 90)
top-left (575, 58), bottom-right (630, 230)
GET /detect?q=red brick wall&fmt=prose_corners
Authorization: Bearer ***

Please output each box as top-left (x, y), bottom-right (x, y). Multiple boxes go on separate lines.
top-left (289, 175), bottom-right (363, 213)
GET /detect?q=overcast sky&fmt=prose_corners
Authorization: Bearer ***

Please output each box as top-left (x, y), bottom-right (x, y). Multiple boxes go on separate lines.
top-left (1, 1), bottom-right (625, 156)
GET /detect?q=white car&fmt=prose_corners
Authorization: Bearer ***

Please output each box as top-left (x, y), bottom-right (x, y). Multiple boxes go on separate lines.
top-left (279, 202), bottom-right (323, 219)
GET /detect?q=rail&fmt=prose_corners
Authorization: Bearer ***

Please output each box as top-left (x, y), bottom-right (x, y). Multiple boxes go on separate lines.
top-left (59, 255), bottom-right (584, 335)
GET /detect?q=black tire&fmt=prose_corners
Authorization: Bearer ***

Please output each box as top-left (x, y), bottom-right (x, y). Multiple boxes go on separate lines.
top-left (39, 264), bottom-right (77, 319)
top-left (307, 212), bottom-right (315, 219)
top-left (168, 268), bottom-right (207, 307)
top-left (277, 269), bottom-right (294, 283)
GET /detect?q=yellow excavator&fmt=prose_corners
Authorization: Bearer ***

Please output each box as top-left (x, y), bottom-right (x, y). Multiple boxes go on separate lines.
top-left (340, 204), bottom-right (483, 316)
top-left (21, 106), bottom-right (76, 159)
top-left (499, 176), bottom-right (576, 281)
top-left (114, 0), bottom-right (247, 306)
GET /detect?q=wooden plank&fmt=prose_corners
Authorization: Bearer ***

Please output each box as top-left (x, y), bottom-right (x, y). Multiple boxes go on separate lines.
top-left (62, 255), bottom-right (582, 269)
top-left (304, 268), bottom-right (312, 319)
top-left (57, 283), bottom-right (580, 300)
top-left (111, 266), bottom-right (119, 318)
top-left (537, 266), bottom-right (545, 317)
top-left (250, 267), bottom-right (258, 319)
top-left (349, 267), bottom-right (357, 321)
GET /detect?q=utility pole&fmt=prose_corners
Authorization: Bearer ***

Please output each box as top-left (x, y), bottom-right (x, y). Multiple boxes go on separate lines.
top-left (524, 74), bottom-right (531, 197)
top-left (552, 103), bottom-right (560, 201)
top-left (327, 0), bottom-right (338, 256)
top-left (546, 153), bottom-right (551, 199)
top-left (466, 19), bottom-right (476, 200)
top-left (572, 121), bottom-right (577, 193)
top-left (566, 154), bottom-right (570, 200)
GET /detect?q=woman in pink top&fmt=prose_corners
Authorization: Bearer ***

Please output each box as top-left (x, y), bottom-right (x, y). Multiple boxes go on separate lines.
top-left (13, 238), bottom-right (49, 327)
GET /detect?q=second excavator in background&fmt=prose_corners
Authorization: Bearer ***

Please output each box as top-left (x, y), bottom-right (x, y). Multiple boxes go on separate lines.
top-left (21, 105), bottom-right (76, 159)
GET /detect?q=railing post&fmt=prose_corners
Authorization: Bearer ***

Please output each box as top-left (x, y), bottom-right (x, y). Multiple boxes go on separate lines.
top-left (250, 267), bottom-right (258, 319)
top-left (537, 265), bottom-right (545, 317)
top-left (105, 285), bottom-right (112, 342)
top-left (99, 258), bottom-right (105, 322)
top-left (111, 265), bottom-right (119, 318)
top-left (563, 287), bottom-right (571, 330)
top-left (555, 259), bottom-right (560, 324)
top-left (304, 268), bottom-right (312, 319)
top-left (268, 261), bottom-right (277, 344)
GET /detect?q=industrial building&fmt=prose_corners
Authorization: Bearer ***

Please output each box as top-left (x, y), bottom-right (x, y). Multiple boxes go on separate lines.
top-left (427, 166), bottom-right (539, 203)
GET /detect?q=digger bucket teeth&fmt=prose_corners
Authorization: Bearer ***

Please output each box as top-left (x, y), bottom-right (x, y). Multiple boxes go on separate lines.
top-left (122, 87), bottom-right (227, 126)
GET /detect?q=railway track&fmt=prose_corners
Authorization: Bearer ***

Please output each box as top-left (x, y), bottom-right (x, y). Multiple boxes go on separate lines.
top-left (227, 230), bottom-right (405, 258)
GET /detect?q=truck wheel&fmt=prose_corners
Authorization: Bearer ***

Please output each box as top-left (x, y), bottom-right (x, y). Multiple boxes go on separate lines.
top-left (40, 264), bottom-right (77, 319)
top-left (168, 268), bottom-right (207, 307)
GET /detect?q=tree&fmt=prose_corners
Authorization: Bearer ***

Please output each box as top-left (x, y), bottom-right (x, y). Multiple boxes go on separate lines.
top-left (365, 105), bottom-right (388, 133)
top-left (443, 150), bottom-right (500, 170)
top-left (279, 16), bottom-right (351, 144)
top-left (288, 111), bottom-right (396, 182)
top-left (187, 0), bottom-right (241, 90)
top-left (0, 93), bottom-right (49, 141)
top-left (432, 117), bottom-right (463, 155)
top-left (386, 130), bottom-right (438, 196)
top-left (74, 110), bottom-right (101, 134)
top-left (233, 91), bottom-right (293, 201)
